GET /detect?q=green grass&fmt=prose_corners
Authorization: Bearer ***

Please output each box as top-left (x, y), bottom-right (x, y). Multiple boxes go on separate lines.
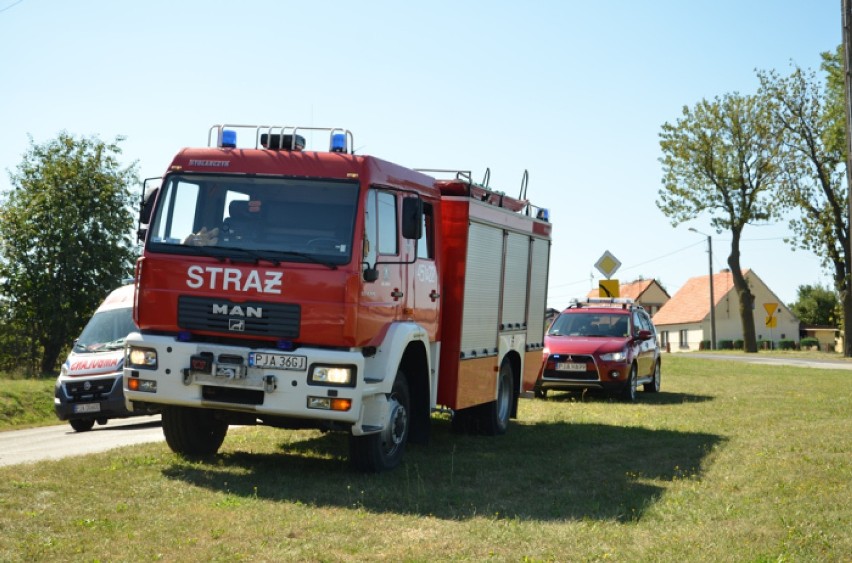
top-left (0, 356), bottom-right (850, 561)
top-left (0, 377), bottom-right (55, 430)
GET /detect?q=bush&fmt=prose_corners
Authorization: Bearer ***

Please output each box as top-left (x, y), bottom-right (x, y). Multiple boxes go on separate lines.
top-left (733, 339), bottom-right (744, 350)
top-left (719, 340), bottom-right (734, 350)
top-left (799, 337), bottom-right (819, 349)
top-left (699, 340), bottom-right (711, 350)
top-left (760, 340), bottom-right (775, 350)
top-left (778, 340), bottom-right (796, 350)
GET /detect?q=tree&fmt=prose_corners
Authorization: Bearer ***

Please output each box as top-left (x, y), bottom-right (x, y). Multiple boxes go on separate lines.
top-left (657, 93), bottom-right (785, 353)
top-left (790, 284), bottom-right (839, 326)
top-left (0, 133), bottom-right (138, 374)
top-left (757, 48), bottom-right (852, 356)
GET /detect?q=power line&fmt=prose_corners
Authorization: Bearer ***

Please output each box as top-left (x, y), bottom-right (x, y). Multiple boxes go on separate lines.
top-left (0, 0), bottom-right (24, 13)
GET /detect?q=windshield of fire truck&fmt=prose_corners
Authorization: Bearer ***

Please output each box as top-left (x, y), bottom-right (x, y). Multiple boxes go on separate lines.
top-left (147, 174), bottom-right (358, 265)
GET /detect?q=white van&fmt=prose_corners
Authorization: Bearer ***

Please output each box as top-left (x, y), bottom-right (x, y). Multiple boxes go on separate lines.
top-left (54, 285), bottom-right (159, 431)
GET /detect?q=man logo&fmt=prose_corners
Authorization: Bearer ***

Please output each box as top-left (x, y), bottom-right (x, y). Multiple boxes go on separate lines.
top-left (213, 304), bottom-right (262, 318)
top-left (229, 319), bottom-right (245, 332)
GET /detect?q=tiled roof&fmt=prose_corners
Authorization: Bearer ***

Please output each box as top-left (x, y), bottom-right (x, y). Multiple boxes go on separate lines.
top-left (586, 279), bottom-right (666, 301)
top-left (653, 270), bottom-right (745, 325)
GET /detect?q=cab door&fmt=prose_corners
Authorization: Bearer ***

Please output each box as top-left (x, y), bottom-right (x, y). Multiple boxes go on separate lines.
top-left (358, 188), bottom-right (404, 342)
top-left (405, 198), bottom-right (440, 341)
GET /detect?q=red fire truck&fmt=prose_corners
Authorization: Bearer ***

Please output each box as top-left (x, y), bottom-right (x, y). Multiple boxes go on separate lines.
top-left (124, 125), bottom-right (551, 471)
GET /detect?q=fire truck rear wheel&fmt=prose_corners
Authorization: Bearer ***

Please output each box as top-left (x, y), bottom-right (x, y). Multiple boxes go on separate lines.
top-left (349, 371), bottom-right (410, 472)
top-left (480, 361), bottom-right (513, 436)
top-left (162, 406), bottom-right (228, 456)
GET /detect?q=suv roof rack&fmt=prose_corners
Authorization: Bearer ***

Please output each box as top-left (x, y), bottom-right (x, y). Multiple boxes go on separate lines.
top-left (568, 297), bottom-right (643, 311)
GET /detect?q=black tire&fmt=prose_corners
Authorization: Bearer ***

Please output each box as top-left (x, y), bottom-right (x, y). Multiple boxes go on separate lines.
top-left (69, 419), bottom-right (95, 432)
top-left (620, 364), bottom-right (638, 403)
top-left (479, 361), bottom-right (513, 435)
top-left (450, 407), bottom-right (473, 434)
top-left (349, 372), bottom-right (410, 472)
top-left (162, 406), bottom-right (228, 456)
top-left (643, 360), bottom-right (661, 393)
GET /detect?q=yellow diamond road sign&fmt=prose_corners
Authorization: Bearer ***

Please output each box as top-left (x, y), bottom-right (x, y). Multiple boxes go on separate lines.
top-left (595, 251), bottom-right (621, 279)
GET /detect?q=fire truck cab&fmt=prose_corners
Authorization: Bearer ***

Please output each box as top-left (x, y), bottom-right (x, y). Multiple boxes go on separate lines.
top-left (125, 125), bottom-right (551, 471)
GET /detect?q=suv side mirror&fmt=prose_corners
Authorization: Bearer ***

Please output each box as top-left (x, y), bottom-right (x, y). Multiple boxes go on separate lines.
top-left (637, 329), bottom-right (653, 341)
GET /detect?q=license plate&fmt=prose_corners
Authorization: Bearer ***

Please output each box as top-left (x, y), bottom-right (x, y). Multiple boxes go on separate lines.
top-left (556, 362), bottom-right (586, 372)
top-left (248, 352), bottom-right (307, 371)
top-left (73, 403), bottom-right (101, 414)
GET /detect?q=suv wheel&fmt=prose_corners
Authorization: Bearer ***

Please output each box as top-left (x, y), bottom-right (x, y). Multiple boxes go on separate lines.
top-left (620, 364), bottom-right (638, 403)
top-left (643, 361), bottom-right (661, 393)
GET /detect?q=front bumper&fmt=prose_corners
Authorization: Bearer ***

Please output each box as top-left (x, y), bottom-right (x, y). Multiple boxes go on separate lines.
top-left (124, 334), bottom-right (380, 431)
top-left (536, 354), bottom-right (630, 392)
top-left (54, 373), bottom-right (151, 421)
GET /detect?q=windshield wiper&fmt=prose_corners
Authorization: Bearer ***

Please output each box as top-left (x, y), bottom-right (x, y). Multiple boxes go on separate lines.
top-left (226, 247), bottom-right (338, 270)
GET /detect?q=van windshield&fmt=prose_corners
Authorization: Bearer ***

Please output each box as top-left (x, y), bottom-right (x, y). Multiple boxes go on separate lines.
top-left (74, 308), bottom-right (138, 353)
top-left (147, 174), bottom-right (359, 266)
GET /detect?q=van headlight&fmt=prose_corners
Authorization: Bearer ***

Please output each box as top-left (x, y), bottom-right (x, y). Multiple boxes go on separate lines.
top-left (309, 365), bottom-right (355, 386)
top-left (128, 347), bottom-right (158, 369)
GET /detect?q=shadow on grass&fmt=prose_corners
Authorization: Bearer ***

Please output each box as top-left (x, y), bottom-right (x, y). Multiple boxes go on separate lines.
top-left (545, 390), bottom-right (715, 405)
top-left (162, 418), bottom-right (724, 522)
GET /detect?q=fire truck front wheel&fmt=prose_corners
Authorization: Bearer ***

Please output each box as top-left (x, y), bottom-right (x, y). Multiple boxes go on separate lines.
top-left (349, 371), bottom-right (410, 472)
top-left (162, 406), bottom-right (229, 456)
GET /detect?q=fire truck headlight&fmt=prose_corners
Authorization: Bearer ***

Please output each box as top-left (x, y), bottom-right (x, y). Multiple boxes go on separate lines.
top-left (128, 347), bottom-right (158, 369)
top-left (309, 365), bottom-right (354, 386)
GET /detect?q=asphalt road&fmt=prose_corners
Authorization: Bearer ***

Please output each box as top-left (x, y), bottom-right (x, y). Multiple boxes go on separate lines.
top-left (0, 415), bottom-right (163, 468)
top-left (687, 353), bottom-right (852, 371)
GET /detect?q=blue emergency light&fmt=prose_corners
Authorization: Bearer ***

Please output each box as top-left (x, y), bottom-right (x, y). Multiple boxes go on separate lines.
top-left (221, 129), bottom-right (237, 148)
top-left (330, 133), bottom-right (346, 153)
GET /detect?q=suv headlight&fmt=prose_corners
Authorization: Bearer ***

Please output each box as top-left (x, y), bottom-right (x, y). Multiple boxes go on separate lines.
top-left (309, 365), bottom-right (355, 386)
top-left (128, 346), bottom-right (158, 369)
top-left (601, 349), bottom-right (628, 362)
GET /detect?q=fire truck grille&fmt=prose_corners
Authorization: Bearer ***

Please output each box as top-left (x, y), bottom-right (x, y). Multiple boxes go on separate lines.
top-left (178, 296), bottom-right (300, 338)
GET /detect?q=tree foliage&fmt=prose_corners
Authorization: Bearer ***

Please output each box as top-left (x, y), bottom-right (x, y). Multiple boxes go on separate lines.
top-left (790, 284), bottom-right (839, 327)
top-left (758, 47), bottom-right (852, 356)
top-left (0, 133), bottom-right (138, 374)
top-left (657, 92), bottom-right (785, 353)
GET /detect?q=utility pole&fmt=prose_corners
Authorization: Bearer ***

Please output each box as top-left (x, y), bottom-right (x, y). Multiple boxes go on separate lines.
top-left (842, 0), bottom-right (852, 356)
top-left (690, 228), bottom-right (717, 350)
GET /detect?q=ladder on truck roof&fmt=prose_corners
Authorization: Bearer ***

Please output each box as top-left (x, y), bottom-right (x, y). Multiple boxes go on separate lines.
top-left (418, 167), bottom-right (548, 220)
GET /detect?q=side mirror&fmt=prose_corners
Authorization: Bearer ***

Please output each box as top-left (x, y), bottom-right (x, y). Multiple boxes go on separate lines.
top-left (140, 186), bottom-right (158, 225)
top-left (637, 329), bottom-right (653, 341)
top-left (362, 264), bottom-right (379, 283)
top-left (401, 197), bottom-right (423, 240)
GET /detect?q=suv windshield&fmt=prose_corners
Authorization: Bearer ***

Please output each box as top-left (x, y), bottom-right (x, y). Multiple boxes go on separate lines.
top-left (548, 312), bottom-right (630, 338)
top-left (74, 308), bottom-right (138, 353)
top-left (147, 174), bottom-right (359, 266)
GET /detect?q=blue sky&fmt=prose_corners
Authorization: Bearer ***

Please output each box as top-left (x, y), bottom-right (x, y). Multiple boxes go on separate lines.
top-left (0, 1), bottom-right (839, 309)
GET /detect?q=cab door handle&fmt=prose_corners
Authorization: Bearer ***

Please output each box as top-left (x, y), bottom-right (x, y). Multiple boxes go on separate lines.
top-left (429, 290), bottom-right (441, 302)
top-left (391, 289), bottom-right (404, 300)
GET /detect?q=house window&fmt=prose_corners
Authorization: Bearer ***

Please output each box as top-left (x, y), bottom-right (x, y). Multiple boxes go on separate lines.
top-left (660, 330), bottom-right (669, 347)
top-left (679, 329), bottom-right (688, 348)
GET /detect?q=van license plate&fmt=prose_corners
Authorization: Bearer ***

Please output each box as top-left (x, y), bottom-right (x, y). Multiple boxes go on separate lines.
top-left (556, 362), bottom-right (586, 372)
top-left (73, 403), bottom-right (101, 414)
top-left (248, 352), bottom-right (307, 371)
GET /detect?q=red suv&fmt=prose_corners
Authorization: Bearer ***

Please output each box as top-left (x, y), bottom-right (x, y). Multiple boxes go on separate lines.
top-left (534, 298), bottom-right (661, 401)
